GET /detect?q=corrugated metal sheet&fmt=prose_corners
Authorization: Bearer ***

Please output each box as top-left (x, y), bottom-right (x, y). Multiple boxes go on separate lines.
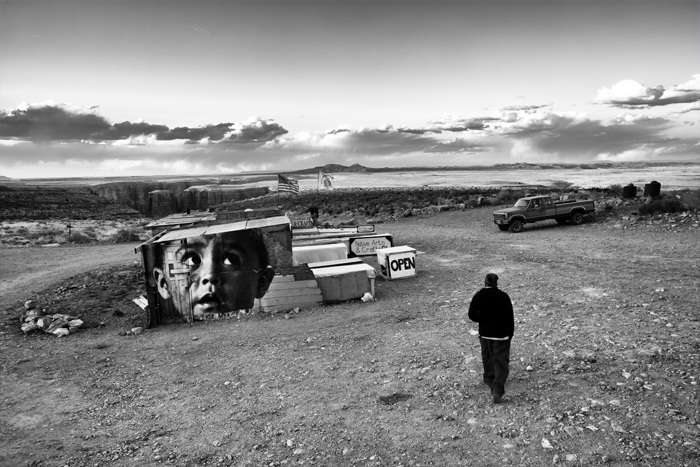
top-left (247, 216), bottom-right (291, 230)
top-left (154, 216), bottom-right (290, 244)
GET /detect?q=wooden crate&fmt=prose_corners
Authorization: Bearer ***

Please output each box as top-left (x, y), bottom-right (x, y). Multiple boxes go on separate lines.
top-left (315, 272), bottom-right (370, 303)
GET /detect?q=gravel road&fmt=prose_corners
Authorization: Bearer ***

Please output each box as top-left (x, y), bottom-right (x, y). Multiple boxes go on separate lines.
top-left (0, 242), bottom-right (142, 308)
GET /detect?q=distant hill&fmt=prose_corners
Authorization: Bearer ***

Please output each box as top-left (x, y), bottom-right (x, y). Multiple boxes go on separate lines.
top-left (292, 164), bottom-right (369, 175)
top-left (289, 160), bottom-right (696, 175)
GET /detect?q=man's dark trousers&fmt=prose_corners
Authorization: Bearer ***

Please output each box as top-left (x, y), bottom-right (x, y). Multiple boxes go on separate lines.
top-left (479, 337), bottom-right (511, 397)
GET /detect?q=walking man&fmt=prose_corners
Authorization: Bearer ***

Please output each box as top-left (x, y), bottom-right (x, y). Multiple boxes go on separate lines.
top-left (468, 273), bottom-right (514, 403)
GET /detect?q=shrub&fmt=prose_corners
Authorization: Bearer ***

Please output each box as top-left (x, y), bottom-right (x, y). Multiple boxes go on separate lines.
top-left (68, 231), bottom-right (93, 243)
top-left (551, 180), bottom-right (574, 190)
top-left (112, 228), bottom-right (142, 243)
top-left (495, 190), bottom-right (525, 204)
top-left (680, 189), bottom-right (700, 211)
top-left (608, 184), bottom-right (623, 196)
top-left (638, 198), bottom-right (684, 216)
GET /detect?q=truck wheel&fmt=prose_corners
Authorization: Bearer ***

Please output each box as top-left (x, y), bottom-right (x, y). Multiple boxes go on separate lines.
top-left (510, 220), bottom-right (524, 233)
top-left (555, 218), bottom-right (567, 225)
top-left (497, 225), bottom-right (510, 231)
top-left (571, 212), bottom-right (584, 225)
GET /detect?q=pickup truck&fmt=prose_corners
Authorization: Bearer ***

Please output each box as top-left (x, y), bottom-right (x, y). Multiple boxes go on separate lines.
top-left (493, 195), bottom-right (595, 233)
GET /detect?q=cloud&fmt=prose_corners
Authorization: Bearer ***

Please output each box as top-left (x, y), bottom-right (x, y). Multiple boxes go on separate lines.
top-left (500, 104), bottom-right (549, 112)
top-left (595, 74), bottom-right (700, 108)
top-left (0, 102), bottom-right (288, 145)
top-left (262, 125), bottom-right (441, 156)
top-left (1, 93), bottom-right (697, 179)
top-left (221, 117), bottom-right (288, 143)
top-left (0, 102), bottom-right (111, 141)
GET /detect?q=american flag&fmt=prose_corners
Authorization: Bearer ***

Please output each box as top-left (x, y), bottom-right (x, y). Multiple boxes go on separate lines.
top-left (277, 174), bottom-right (299, 194)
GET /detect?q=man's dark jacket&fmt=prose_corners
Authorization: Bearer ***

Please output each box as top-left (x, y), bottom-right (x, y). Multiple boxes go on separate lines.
top-left (468, 287), bottom-right (514, 338)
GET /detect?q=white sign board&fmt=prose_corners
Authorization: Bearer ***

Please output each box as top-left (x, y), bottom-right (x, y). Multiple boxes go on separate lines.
top-left (349, 235), bottom-right (392, 257)
top-left (385, 252), bottom-right (416, 279)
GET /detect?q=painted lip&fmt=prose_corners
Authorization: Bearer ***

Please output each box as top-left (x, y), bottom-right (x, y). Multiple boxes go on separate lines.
top-left (193, 293), bottom-right (226, 313)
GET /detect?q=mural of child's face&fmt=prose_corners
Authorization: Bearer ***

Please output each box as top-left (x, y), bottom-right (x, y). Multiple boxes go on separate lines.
top-left (155, 230), bottom-right (273, 318)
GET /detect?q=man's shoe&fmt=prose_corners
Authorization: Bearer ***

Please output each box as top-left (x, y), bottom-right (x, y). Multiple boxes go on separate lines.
top-left (491, 389), bottom-right (503, 403)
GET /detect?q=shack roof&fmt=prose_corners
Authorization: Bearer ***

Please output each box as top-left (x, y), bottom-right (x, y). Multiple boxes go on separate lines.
top-left (154, 215), bottom-right (290, 244)
top-left (144, 211), bottom-right (217, 231)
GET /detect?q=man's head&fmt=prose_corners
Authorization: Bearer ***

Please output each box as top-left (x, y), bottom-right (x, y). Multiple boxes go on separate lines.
top-left (153, 229), bottom-right (274, 318)
top-left (485, 273), bottom-right (499, 288)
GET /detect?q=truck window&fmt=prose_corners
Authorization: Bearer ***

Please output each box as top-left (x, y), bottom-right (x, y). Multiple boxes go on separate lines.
top-left (514, 199), bottom-right (528, 207)
top-left (544, 198), bottom-right (552, 206)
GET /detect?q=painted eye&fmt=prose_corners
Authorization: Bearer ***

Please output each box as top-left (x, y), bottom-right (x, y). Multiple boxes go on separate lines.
top-left (222, 253), bottom-right (243, 268)
top-left (182, 255), bottom-right (201, 267)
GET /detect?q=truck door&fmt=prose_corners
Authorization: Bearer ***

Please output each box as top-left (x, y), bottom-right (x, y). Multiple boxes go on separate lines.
top-left (543, 197), bottom-right (556, 218)
top-left (530, 199), bottom-right (545, 219)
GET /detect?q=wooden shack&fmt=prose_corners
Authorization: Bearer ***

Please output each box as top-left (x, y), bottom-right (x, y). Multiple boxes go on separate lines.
top-left (137, 209), bottom-right (324, 326)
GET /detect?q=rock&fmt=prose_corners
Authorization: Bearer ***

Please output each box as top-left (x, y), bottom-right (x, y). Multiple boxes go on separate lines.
top-left (24, 300), bottom-right (36, 310)
top-left (565, 454), bottom-right (577, 462)
top-left (131, 327), bottom-right (143, 335)
top-left (52, 327), bottom-right (70, 337)
top-left (541, 438), bottom-right (554, 449)
top-left (610, 421), bottom-right (626, 433)
top-left (21, 322), bottom-right (39, 333)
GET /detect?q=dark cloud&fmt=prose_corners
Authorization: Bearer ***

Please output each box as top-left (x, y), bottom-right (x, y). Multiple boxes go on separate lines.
top-left (506, 113), bottom-right (679, 160)
top-left (157, 123), bottom-right (232, 141)
top-left (326, 128), bottom-right (351, 135)
top-left (0, 103), bottom-right (288, 145)
top-left (424, 140), bottom-right (491, 154)
top-left (223, 119), bottom-right (288, 143)
top-left (396, 127), bottom-right (439, 135)
top-left (0, 104), bottom-right (111, 141)
top-left (99, 121), bottom-right (169, 140)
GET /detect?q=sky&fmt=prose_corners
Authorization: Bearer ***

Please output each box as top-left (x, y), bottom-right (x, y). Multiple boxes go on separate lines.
top-left (1, 0), bottom-right (699, 179)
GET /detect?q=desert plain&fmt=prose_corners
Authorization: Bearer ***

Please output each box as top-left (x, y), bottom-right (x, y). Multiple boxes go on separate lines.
top-left (1, 170), bottom-right (700, 467)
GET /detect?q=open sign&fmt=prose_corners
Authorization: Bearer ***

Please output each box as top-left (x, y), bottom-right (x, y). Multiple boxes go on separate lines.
top-left (376, 245), bottom-right (417, 280)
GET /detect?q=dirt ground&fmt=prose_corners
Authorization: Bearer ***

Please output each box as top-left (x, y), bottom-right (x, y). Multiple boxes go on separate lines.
top-left (1, 207), bottom-right (699, 467)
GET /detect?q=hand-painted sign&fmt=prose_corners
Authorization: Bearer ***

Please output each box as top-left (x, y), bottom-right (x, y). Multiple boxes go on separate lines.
top-left (349, 234), bottom-right (393, 257)
top-left (290, 216), bottom-right (313, 228)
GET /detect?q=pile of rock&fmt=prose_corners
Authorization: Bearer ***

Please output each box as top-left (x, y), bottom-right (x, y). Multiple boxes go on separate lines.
top-left (20, 300), bottom-right (83, 337)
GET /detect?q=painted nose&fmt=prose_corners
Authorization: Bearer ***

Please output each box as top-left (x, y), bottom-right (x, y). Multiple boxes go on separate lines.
top-left (201, 273), bottom-right (221, 286)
